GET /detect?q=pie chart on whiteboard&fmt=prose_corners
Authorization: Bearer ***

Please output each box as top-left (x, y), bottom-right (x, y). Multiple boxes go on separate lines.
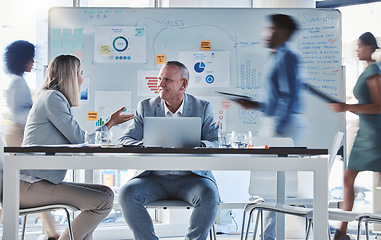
top-left (194, 62), bottom-right (206, 73)
top-left (113, 36), bottom-right (128, 52)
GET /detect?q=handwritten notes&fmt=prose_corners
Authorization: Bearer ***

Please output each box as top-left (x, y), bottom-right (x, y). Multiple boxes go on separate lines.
top-left (156, 54), bottom-right (167, 64)
top-left (298, 12), bottom-right (341, 99)
top-left (88, 111), bottom-right (98, 121)
top-left (201, 41), bottom-right (211, 50)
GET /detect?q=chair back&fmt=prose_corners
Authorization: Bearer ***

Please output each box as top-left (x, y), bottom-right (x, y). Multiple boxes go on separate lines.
top-left (248, 137), bottom-right (296, 199)
top-left (0, 131), bottom-right (6, 202)
top-left (328, 131), bottom-right (344, 175)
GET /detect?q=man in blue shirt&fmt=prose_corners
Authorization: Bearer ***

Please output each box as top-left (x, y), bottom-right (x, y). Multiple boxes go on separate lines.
top-left (118, 61), bottom-right (220, 240)
top-left (234, 14), bottom-right (308, 240)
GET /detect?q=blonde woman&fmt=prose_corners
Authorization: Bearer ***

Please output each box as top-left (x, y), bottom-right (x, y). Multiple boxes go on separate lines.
top-left (21, 55), bottom-right (134, 240)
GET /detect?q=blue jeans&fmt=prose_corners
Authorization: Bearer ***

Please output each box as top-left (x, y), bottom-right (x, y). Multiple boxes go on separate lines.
top-left (263, 211), bottom-right (276, 240)
top-left (118, 173), bottom-right (220, 240)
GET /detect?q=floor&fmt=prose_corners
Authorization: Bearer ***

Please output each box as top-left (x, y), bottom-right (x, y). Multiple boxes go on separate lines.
top-left (13, 228), bottom-right (381, 240)
top-left (5, 214), bottom-right (380, 240)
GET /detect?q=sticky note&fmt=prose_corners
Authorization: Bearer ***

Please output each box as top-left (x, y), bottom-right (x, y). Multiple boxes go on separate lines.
top-left (51, 28), bottom-right (62, 38)
top-left (51, 50), bottom-right (62, 59)
top-left (135, 27), bottom-right (145, 37)
top-left (51, 39), bottom-right (61, 50)
top-left (156, 54), bottom-right (166, 64)
top-left (101, 45), bottom-right (111, 55)
top-left (73, 39), bottom-right (83, 50)
top-left (201, 41), bottom-right (211, 50)
top-left (73, 50), bottom-right (84, 61)
top-left (62, 28), bottom-right (73, 38)
top-left (62, 39), bottom-right (72, 49)
top-left (73, 28), bottom-right (83, 38)
top-left (88, 111), bottom-right (98, 121)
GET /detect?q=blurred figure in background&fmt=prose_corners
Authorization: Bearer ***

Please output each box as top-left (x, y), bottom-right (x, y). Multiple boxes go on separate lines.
top-left (233, 14), bottom-right (308, 240)
top-left (329, 32), bottom-right (381, 240)
top-left (4, 40), bottom-right (34, 147)
top-left (233, 14), bottom-right (308, 146)
top-left (3, 40), bottom-right (60, 240)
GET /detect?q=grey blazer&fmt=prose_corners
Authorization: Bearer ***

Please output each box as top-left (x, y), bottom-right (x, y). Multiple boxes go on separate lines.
top-left (21, 90), bottom-right (107, 184)
top-left (118, 93), bottom-right (219, 183)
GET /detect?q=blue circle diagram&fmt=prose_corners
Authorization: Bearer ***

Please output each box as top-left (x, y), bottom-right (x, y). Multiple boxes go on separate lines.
top-left (205, 75), bottom-right (214, 84)
top-left (113, 36), bottom-right (128, 52)
top-left (194, 62), bottom-right (206, 73)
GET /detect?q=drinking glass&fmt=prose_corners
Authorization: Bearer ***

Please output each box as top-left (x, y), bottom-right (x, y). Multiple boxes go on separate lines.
top-left (95, 131), bottom-right (113, 145)
top-left (84, 131), bottom-right (98, 144)
top-left (231, 131), bottom-right (252, 148)
top-left (218, 132), bottom-right (233, 148)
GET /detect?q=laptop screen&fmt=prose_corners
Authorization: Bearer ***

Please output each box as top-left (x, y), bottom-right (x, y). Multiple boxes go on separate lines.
top-left (143, 117), bottom-right (201, 148)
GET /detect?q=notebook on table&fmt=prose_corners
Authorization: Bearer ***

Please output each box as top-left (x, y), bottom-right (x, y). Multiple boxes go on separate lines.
top-left (143, 117), bottom-right (202, 148)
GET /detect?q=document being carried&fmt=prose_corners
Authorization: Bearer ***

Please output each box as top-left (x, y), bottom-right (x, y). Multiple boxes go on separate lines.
top-left (216, 91), bottom-right (260, 108)
top-left (303, 83), bottom-right (342, 103)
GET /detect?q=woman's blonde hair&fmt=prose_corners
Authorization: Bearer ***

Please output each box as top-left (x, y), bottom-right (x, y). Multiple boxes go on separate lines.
top-left (40, 55), bottom-right (81, 107)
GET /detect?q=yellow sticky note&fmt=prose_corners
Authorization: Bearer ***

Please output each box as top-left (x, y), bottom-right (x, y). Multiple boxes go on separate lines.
top-left (100, 45), bottom-right (110, 55)
top-left (88, 111), bottom-right (98, 121)
top-left (201, 41), bottom-right (211, 50)
top-left (156, 54), bottom-right (167, 64)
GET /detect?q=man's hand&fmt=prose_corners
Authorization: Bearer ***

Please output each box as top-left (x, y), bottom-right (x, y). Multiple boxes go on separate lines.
top-left (105, 107), bottom-right (135, 130)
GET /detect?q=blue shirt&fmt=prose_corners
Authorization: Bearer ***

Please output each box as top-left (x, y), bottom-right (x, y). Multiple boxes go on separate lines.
top-left (6, 75), bottom-right (33, 124)
top-left (260, 42), bottom-right (303, 134)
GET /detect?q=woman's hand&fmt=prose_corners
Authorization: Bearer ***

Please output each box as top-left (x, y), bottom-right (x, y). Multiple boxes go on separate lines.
top-left (105, 107), bottom-right (134, 130)
top-left (328, 103), bottom-right (348, 113)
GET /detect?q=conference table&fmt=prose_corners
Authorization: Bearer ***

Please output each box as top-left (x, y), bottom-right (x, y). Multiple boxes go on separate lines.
top-left (3, 146), bottom-right (328, 239)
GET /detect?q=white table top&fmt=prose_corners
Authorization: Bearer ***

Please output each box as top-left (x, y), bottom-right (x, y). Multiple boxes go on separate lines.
top-left (2, 147), bottom-right (329, 240)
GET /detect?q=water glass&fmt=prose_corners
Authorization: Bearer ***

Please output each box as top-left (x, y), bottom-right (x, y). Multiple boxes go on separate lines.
top-left (231, 131), bottom-right (252, 148)
top-left (218, 132), bottom-right (233, 148)
top-left (96, 131), bottom-right (113, 145)
top-left (84, 131), bottom-right (98, 144)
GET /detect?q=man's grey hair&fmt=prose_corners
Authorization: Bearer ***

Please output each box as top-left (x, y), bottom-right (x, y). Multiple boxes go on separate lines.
top-left (164, 61), bottom-right (189, 80)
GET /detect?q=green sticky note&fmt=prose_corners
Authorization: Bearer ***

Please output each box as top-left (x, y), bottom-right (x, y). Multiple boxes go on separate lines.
top-left (51, 39), bottom-right (61, 50)
top-left (73, 28), bottom-right (83, 38)
top-left (51, 29), bottom-right (62, 38)
top-left (73, 39), bottom-right (83, 50)
top-left (51, 50), bottom-right (62, 58)
top-left (62, 49), bottom-right (73, 55)
top-left (63, 28), bottom-right (72, 38)
top-left (135, 27), bottom-right (145, 37)
top-left (62, 39), bottom-right (72, 49)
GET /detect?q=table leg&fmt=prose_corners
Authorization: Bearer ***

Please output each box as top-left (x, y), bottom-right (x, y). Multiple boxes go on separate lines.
top-left (313, 159), bottom-right (329, 240)
top-left (276, 171), bottom-right (286, 240)
top-left (3, 156), bottom-right (20, 239)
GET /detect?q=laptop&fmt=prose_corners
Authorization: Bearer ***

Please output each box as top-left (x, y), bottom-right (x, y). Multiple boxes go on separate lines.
top-left (143, 117), bottom-right (201, 148)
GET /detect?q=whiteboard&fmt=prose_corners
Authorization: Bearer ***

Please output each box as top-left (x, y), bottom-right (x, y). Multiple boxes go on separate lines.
top-left (48, 7), bottom-right (344, 149)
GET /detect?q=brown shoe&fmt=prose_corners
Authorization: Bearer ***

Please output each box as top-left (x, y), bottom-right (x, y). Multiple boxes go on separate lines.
top-left (333, 229), bottom-right (351, 240)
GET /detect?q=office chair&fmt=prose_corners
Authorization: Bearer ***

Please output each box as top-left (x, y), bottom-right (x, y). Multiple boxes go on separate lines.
top-left (20, 204), bottom-right (79, 240)
top-left (0, 133), bottom-right (78, 240)
top-left (241, 131), bottom-right (344, 240)
top-left (145, 200), bottom-right (217, 240)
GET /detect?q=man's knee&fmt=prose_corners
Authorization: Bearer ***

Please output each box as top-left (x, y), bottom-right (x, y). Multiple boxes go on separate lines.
top-left (118, 181), bottom-right (147, 207)
top-left (118, 183), bottom-right (134, 205)
top-left (196, 182), bottom-right (220, 206)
